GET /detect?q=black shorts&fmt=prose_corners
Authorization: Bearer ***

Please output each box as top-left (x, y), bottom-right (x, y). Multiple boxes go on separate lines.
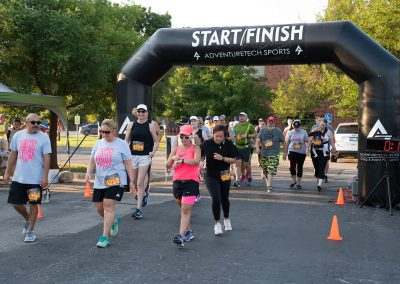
top-left (8, 181), bottom-right (42, 205)
top-left (172, 180), bottom-right (199, 200)
top-left (236, 147), bottom-right (252, 162)
top-left (93, 186), bottom-right (124, 202)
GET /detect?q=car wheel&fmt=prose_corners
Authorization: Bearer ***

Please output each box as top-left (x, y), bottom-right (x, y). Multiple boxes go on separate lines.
top-left (330, 154), bottom-right (338, 163)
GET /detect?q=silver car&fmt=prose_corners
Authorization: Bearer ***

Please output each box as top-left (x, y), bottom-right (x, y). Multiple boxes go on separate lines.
top-left (331, 122), bottom-right (358, 162)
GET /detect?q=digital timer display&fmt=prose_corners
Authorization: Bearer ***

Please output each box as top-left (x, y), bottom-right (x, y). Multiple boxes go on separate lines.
top-left (365, 138), bottom-right (400, 153)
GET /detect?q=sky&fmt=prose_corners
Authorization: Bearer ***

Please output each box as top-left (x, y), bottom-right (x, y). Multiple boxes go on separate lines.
top-left (114, 0), bottom-right (328, 28)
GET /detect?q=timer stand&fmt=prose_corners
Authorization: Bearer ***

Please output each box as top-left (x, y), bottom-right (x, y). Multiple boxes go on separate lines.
top-left (360, 157), bottom-right (400, 216)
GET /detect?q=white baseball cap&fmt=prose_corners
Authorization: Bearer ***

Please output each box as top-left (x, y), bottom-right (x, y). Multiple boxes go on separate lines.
top-left (189, 115), bottom-right (198, 121)
top-left (213, 116), bottom-right (219, 121)
top-left (239, 112), bottom-right (247, 116)
top-left (136, 104), bottom-right (148, 111)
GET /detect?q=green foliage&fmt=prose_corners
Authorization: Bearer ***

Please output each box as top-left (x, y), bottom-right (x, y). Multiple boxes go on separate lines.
top-left (158, 66), bottom-right (272, 121)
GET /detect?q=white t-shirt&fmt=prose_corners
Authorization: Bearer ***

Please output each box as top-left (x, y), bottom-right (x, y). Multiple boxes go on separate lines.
top-left (11, 130), bottom-right (52, 184)
top-left (287, 129), bottom-right (308, 154)
top-left (91, 138), bottom-right (131, 189)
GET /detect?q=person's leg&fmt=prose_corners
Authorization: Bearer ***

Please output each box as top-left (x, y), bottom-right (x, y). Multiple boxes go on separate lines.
top-left (220, 180), bottom-right (231, 219)
top-left (27, 204), bottom-right (38, 231)
top-left (136, 164), bottom-right (150, 211)
top-left (205, 175), bottom-right (222, 222)
top-left (93, 202), bottom-right (104, 217)
top-left (234, 159), bottom-right (242, 186)
top-left (12, 204), bottom-right (29, 221)
top-left (288, 152), bottom-right (297, 186)
top-left (179, 203), bottom-right (194, 236)
top-left (102, 199), bottom-right (116, 237)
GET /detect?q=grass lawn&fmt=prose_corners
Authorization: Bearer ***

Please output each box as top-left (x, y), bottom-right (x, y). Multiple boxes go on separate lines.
top-left (58, 163), bottom-right (87, 172)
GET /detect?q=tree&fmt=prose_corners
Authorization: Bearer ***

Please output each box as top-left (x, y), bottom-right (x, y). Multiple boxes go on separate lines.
top-left (157, 66), bottom-right (272, 121)
top-left (0, 0), bottom-right (170, 168)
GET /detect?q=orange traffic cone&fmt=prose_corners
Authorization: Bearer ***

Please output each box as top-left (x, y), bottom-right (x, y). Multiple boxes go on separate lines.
top-left (335, 188), bottom-right (345, 205)
top-left (37, 205), bottom-right (44, 219)
top-left (327, 215), bottom-right (342, 241)
top-left (83, 182), bottom-right (93, 198)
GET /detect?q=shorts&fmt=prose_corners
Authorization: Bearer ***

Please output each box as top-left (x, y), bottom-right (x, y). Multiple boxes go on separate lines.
top-left (131, 155), bottom-right (152, 169)
top-left (259, 155), bottom-right (280, 176)
top-left (8, 181), bottom-right (42, 205)
top-left (172, 180), bottom-right (199, 205)
top-left (236, 146), bottom-right (252, 162)
top-left (93, 186), bottom-right (124, 202)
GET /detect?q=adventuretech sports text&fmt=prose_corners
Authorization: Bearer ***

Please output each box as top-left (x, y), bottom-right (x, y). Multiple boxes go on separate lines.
top-left (191, 25), bottom-right (304, 47)
top-left (202, 48), bottom-right (291, 59)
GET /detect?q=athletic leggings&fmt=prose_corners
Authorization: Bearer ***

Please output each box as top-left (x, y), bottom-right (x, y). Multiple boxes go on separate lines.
top-left (311, 150), bottom-right (328, 179)
top-left (288, 151), bottom-right (306, 177)
top-left (205, 174), bottom-right (231, 221)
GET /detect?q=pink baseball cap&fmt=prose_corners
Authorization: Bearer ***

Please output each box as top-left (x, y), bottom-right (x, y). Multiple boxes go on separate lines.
top-left (179, 125), bottom-right (193, 136)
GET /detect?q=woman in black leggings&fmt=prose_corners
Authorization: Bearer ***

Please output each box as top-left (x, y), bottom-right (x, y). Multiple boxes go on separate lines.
top-left (200, 124), bottom-right (237, 236)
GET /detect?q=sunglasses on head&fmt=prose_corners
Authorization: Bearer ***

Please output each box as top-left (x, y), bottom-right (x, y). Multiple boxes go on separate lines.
top-left (137, 110), bottom-right (147, 113)
top-left (179, 135), bottom-right (191, 140)
top-left (29, 121), bottom-right (41, 125)
top-left (101, 130), bottom-right (111, 134)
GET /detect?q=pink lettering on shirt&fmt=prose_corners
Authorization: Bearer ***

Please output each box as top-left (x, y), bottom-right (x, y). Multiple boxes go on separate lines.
top-left (95, 147), bottom-right (114, 168)
top-left (18, 139), bottom-right (37, 162)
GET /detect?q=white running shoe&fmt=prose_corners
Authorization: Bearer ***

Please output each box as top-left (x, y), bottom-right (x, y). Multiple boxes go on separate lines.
top-left (224, 219), bottom-right (232, 231)
top-left (214, 223), bottom-right (223, 235)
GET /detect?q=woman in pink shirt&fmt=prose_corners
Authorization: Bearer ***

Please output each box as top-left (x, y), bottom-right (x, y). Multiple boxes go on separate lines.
top-left (166, 125), bottom-right (201, 248)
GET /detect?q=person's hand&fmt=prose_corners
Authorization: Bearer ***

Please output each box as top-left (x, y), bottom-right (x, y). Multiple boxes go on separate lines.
top-left (149, 151), bottom-right (154, 157)
top-left (4, 173), bottom-right (11, 184)
top-left (171, 155), bottom-right (180, 161)
top-left (213, 153), bottom-right (223, 161)
top-left (85, 173), bottom-right (91, 183)
top-left (40, 176), bottom-right (49, 189)
top-left (200, 168), bottom-right (205, 178)
top-left (282, 153), bottom-right (287, 161)
top-left (129, 182), bottom-right (137, 194)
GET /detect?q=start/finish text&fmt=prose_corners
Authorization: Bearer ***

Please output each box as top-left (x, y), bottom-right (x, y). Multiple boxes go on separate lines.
top-left (192, 25), bottom-right (304, 47)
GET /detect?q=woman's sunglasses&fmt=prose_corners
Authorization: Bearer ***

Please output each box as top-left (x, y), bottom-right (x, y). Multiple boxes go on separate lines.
top-left (29, 121), bottom-right (41, 125)
top-left (101, 130), bottom-right (111, 134)
top-left (137, 110), bottom-right (147, 113)
top-left (179, 135), bottom-right (191, 140)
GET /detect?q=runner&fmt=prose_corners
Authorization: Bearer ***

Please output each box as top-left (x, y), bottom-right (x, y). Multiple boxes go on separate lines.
top-left (255, 116), bottom-right (285, 192)
top-left (166, 124), bottom-right (201, 247)
top-left (190, 116), bottom-right (207, 142)
top-left (124, 104), bottom-right (159, 219)
top-left (233, 112), bottom-right (256, 187)
top-left (4, 113), bottom-right (51, 242)
top-left (201, 124), bottom-right (237, 235)
top-left (308, 119), bottom-right (336, 192)
top-left (86, 119), bottom-right (135, 248)
top-left (282, 120), bottom-right (309, 190)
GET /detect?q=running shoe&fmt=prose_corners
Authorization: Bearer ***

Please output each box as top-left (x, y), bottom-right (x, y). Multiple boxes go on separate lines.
top-left (24, 230), bottom-right (37, 242)
top-left (324, 175), bottom-right (328, 183)
top-left (232, 181), bottom-right (240, 188)
top-left (224, 219), bottom-right (232, 231)
top-left (290, 182), bottom-right (296, 188)
top-left (316, 185), bottom-right (322, 192)
top-left (247, 177), bottom-right (252, 186)
top-left (296, 184), bottom-right (302, 190)
top-left (173, 234), bottom-right (184, 247)
top-left (132, 208), bottom-right (143, 219)
top-left (240, 175), bottom-right (246, 182)
top-left (142, 191), bottom-right (149, 207)
top-left (267, 186), bottom-right (272, 193)
top-left (110, 216), bottom-right (121, 237)
top-left (22, 221), bottom-right (29, 235)
top-left (214, 223), bottom-right (223, 235)
top-left (96, 236), bottom-right (109, 248)
top-left (183, 230), bottom-right (194, 242)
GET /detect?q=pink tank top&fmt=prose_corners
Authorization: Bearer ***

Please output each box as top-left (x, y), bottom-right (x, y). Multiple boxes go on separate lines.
top-left (173, 144), bottom-right (199, 182)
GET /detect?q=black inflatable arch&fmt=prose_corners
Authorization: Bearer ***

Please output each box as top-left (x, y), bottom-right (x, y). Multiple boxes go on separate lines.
top-left (117, 21), bottom-right (400, 205)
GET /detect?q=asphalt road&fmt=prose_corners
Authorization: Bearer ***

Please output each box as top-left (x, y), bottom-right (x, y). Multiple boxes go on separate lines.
top-left (1, 155), bottom-right (400, 283)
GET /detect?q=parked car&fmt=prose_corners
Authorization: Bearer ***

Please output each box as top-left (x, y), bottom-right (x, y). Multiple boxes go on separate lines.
top-left (331, 122), bottom-right (358, 162)
top-left (79, 123), bottom-right (98, 135)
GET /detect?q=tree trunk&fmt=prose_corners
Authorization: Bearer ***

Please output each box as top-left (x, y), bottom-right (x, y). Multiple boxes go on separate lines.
top-left (49, 111), bottom-right (59, 169)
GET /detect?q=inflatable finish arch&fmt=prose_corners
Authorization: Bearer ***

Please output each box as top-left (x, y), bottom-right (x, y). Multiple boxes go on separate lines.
top-left (117, 21), bottom-right (400, 205)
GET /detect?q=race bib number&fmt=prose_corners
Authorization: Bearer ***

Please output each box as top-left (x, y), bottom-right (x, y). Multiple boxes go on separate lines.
top-left (105, 173), bottom-right (121, 187)
top-left (28, 187), bottom-right (41, 203)
top-left (313, 138), bottom-right (322, 146)
top-left (264, 140), bottom-right (273, 147)
top-left (220, 170), bottom-right (231, 181)
top-left (131, 141), bottom-right (144, 151)
top-left (293, 143), bottom-right (302, 149)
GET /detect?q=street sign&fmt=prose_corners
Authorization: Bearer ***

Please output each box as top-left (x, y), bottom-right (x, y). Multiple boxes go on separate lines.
top-left (325, 113), bottom-right (332, 123)
top-left (74, 114), bottom-right (80, 125)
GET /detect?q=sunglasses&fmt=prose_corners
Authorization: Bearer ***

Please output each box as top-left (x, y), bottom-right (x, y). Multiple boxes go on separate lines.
top-left (179, 135), bottom-right (191, 140)
top-left (101, 130), bottom-right (111, 134)
top-left (29, 121), bottom-right (41, 125)
top-left (137, 110), bottom-right (147, 113)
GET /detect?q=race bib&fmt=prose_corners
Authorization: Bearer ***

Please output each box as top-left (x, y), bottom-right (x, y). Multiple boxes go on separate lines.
top-left (28, 187), bottom-right (41, 203)
top-left (293, 143), bottom-right (302, 149)
top-left (220, 170), bottom-right (231, 181)
top-left (131, 141), bottom-right (144, 151)
top-left (105, 173), bottom-right (121, 187)
top-left (264, 140), bottom-right (273, 147)
top-left (313, 138), bottom-right (322, 146)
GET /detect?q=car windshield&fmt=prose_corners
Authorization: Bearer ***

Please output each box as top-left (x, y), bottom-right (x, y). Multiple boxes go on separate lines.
top-left (336, 125), bottom-right (358, 134)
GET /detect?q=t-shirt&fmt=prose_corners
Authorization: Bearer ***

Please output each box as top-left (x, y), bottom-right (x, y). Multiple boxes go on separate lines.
top-left (309, 129), bottom-right (333, 153)
top-left (91, 138), bottom-right (131, 189)
top-left (200, 139), bottom-right (236, 179)
top-left (201, 125), bottom-right (211, 138)
top-left (287, 129), bottom-right (308, 154)
top-left (258, 127), bottom-right (284, 156)
top-left (234, 122), bottom-right (255, 148)
top-left (11, 130), bottom-right (52, 184)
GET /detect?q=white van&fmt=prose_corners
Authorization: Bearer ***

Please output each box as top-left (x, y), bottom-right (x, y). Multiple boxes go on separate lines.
top-left (331, 122), bottom-right (358, 162)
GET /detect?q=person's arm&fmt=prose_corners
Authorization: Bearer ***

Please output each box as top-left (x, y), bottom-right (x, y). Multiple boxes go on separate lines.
top-left (283, 134), bottom-right (290, 161)
top-left (4, 151), bottom-right (17, 183)
top-left (149, 124), bottom-right (159, 157)
top-left (85, 157), bottom-right (96, 183)
top-left (193, 133), bottom-right (200, 146)
top-left (255, 137), bottom-right (261, 154)
top-left (202, 131), bottom-right (207, 141)
top-left (181, 145), bottom-right (201, 165)
top-left (151, 120), bottom-right (162, 142)
top-left (247, 125), bottom-right (257, 139)
top-left (124, 122), bottom-right (133, 144)
top-left (123, 159), bottom-right (137, 193)
top-left (328, 131), bottom-right (336, 153)
top-left (166, 148), bottom-right (178, 169)
top-left (41, 153), bottom-right (51, 188)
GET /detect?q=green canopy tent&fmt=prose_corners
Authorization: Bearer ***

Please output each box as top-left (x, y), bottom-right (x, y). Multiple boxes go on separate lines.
top-left (0, 87), bottom-right (67, 128)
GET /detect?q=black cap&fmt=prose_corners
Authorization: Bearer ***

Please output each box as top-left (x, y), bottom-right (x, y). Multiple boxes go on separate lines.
top-left (178, 118), bottom-right (189, 125)
top-left (293, 120), bottom-right (301, 128)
